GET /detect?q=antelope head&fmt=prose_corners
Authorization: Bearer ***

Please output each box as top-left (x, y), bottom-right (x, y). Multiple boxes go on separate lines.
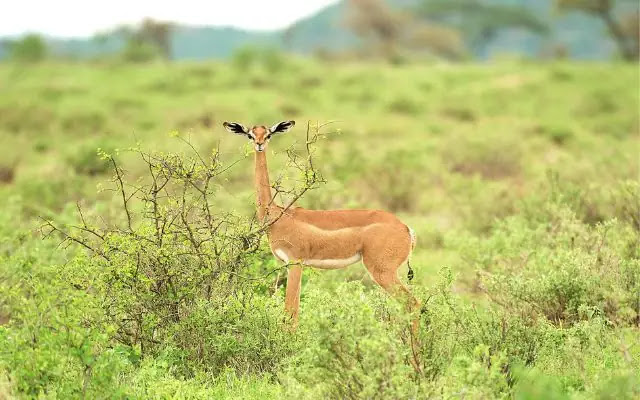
top-left (223, 120), bottom-right (295, 152)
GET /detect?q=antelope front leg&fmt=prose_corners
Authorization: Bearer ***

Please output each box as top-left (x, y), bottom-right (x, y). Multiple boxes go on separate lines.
top-left (284, 264), bottom-right (303, 326)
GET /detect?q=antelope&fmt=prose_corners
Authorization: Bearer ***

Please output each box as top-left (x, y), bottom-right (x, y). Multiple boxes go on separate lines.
top-left (223, 120), bottom-right (420, 325)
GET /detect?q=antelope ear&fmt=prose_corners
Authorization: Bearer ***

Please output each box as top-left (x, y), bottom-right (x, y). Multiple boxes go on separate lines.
top-left (223, 122), bottom-right (249, 135)
top-left (269, 120), bottom-right (295, 135)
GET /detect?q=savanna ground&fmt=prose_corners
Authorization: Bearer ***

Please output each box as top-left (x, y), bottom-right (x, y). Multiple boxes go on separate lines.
top-left (0, 56), bottom-right (639, 399)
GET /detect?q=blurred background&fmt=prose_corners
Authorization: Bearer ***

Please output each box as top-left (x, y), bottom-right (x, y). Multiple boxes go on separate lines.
top-left (2, 0), bottom-right (640, 61)
top-left (0, 0), bottom-right (638, 270)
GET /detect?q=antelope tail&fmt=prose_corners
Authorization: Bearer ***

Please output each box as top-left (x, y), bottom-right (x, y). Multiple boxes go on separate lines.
top-left (407, 226), bottom-right (417, 281)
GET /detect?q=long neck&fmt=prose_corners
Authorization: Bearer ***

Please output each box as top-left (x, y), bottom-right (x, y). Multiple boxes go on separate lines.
top-left (254, 150), bottom-right (272, 221)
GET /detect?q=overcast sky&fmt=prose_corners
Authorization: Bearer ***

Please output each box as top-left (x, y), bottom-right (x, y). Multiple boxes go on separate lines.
top-left (0, 0), bottom-right (339, 37)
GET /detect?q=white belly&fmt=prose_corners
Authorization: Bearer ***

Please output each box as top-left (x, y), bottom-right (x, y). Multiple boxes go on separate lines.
top-left (305, 253), bottom-right (362, 269)
top-left (272, 248), bottom-right (361, 270)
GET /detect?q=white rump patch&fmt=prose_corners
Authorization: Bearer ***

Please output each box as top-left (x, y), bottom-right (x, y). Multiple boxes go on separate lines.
top-left (408, 226), bottom-right (416, 248)
top-left (304, 253), bottom-right (362, 270)
top-left (274, 248), bottom-right (290, 263)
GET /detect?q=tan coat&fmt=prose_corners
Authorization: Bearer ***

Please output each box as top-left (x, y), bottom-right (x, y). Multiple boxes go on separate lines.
top-left (223, 121), bottom-right (419, 323)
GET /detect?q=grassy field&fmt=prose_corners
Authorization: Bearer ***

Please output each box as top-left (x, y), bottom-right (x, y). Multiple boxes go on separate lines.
top-left (0, 58), bottom-right (638, 399)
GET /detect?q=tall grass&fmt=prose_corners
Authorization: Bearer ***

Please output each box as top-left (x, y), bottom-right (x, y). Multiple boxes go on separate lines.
top-left (0, 59), bottom-right (638, 398)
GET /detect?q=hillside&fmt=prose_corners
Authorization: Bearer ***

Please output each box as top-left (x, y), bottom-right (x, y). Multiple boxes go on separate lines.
top-left (1, 0), bottom-right (637, 60)
top-left (281, 0), bottom-right (632, 59)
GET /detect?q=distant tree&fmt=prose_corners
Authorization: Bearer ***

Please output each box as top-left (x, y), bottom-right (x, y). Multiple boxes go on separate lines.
top-left (416, 0), bottom-right (549, 56)
top-left (620, 11), bottom-right (639, 57)
top-left (406, 24), bottom-right (466, 60)
top-left (345, 0), bottom-right (406, 59)
top-left (8, 34), bottom-right (47, 62)
top-left (122, 39), bottom-right (161, 63)
top-left (138, 18), bottom-right (173, 60)
top-left (556, 0), bottom-right (639, 60)
top-left (113, 19), bottom-right (173, 62)
top-left (344, 0), bottom-right (466, 60)
top-left (91, 32), bottom-right (110, 46)
top-left (282, 24), bottom-right (297, 50)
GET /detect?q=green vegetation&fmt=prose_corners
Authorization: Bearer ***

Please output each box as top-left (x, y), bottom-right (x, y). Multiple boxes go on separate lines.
top-left (5, 34), bottom-right (47, 63)
top-left (0, 59), bottom-right (638, 398)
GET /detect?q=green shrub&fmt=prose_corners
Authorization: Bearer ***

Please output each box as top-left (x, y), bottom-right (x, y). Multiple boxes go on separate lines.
top-left (614, 180), bottom-right (640, 233)
top-left (122, 39), bottom-right (162, 63)
top-left (445, 132), bottom-right (522, 180)
top-left (24, 138), bottom-right (323, 393)
top-left (7, 34), bottom-right (47, 63)
top-left (282, 268), bottom-right (637, 399)
top-left (121, 363), bottom-right (282, 399)
top-left (0, 104), bottom-right (54, 134)
top-left (170, 295), bottom-right (297, 376)
top-left (65, 140), bottom-right (114, 176)
top-left (52, 148), bottom-right (283, 357)
top-left (452, 182), bottom-right (640, 326)
top-left (281, 272), bottom-right (540, 399)
top-left (436, 345), bottom-right (510, 399)
top-left (15, 176), bottom-right (84, 216)
top-left (441, 106), bottom-right (476, 122)
top-left (535, 122), bottom-right (574, 144)
top-left (513, 368), bottom-right (570, 400)
top-left (232, 46), bottom-right (259, 71)
top-left (0, 200), bottom-right (121, 397)
top-left (232, 46), bottom-right (286, 74)
top-left (61, 109), bottom-right (107, 133)
top-left (445, 175), bottom-right (517, 233)
top-left (362, 149), bottom-right (425, 212)
top-left (282, 282), bottom-right (422, 399)
top-left (0, 140), bottom-right (314, 396)
top-left (0, 164), bottom-right (14, 184)
top-left (593, 373), bottom-right (640, 400)
top-left (387, 96), bottom-right (420, 115)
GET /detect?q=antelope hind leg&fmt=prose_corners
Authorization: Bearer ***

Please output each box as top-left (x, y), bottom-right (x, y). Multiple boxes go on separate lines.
top-left (364, 260), bottom-right (422, 371)
top-left (284, 264), bottom-right (303, 327)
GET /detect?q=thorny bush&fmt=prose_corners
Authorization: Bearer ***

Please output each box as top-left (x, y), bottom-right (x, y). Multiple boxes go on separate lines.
top-left (41, 125), bottom-right (326, 370)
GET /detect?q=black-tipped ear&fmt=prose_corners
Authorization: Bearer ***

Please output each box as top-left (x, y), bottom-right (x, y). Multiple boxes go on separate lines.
top-left (269, 120), bottom-right (295, 135)
top-left (223, 122), bottom-right (249, 135)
